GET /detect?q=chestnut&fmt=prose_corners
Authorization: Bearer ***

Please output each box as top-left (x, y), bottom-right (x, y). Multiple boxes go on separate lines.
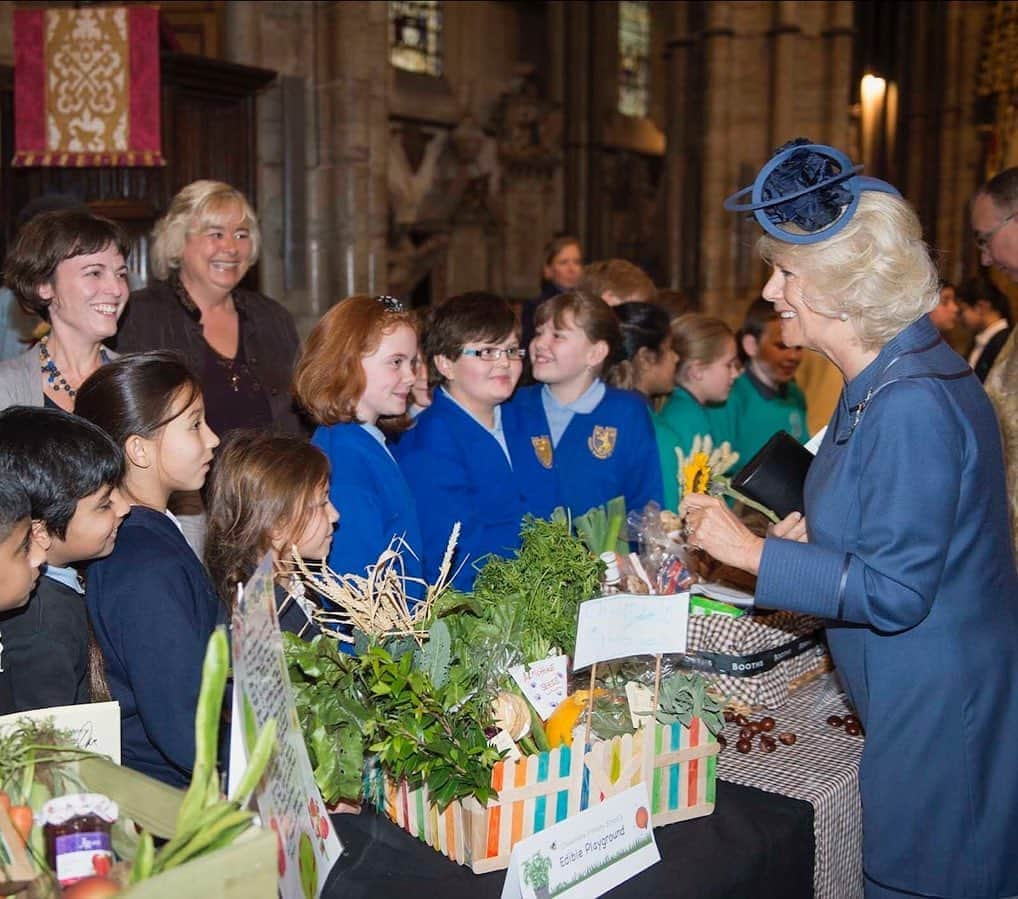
top-left (826, 715), bottom-right (844, 727)
top-left (759, 716), bottom-right (776, 732)
top-left (735, 738), bottom-right (752, 754)
top-left (778, 732), bottom-right (798, 746)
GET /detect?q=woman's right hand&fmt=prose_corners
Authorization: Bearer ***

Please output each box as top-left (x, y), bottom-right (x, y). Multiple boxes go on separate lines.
top-left (768, 511), bottom-right (808, 543)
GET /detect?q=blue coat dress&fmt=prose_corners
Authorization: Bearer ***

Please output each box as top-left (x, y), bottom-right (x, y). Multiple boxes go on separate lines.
top-left (755, 317), bottom-right (1018, 898)
top-left (395, 389), bottom-right (559, 590)
top-left (508, 384), bottom-right (663, 519)
top-left (312, 422), bottom-right (423, 586)
top-left (86, 507), bottom-right (222, 788)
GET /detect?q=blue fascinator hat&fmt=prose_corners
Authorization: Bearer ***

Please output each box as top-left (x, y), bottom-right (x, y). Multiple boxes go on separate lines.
top-left (723, 138), bottom-right (901, 245)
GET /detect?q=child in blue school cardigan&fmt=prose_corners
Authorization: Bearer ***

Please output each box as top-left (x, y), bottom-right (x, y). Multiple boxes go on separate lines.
top-left (292, 295), bottom-right (423, 591)
top-left (508, 291), bottom-right (663, 520)
top-left (76, 351), bottom-right (222, 789)
top-left (396, 292), bottom-right (558, 590)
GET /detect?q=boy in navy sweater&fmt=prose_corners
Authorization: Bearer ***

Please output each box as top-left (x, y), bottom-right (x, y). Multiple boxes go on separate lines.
top-left (0, 406), bottom-right (128, 711)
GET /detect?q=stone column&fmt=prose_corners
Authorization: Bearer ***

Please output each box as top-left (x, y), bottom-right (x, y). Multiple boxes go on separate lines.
top-left (769, 2), bottom-right (804, 147)
top-left (310, 1), bottom-right (389, 311)
top-left (698, 2), bottom-right (736, 318)
top-left (821, 0), bottom-right (854, 150)
top-left (663, 4), bottom-right (694, 292)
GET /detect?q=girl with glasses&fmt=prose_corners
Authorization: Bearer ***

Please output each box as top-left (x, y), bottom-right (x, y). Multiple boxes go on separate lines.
top-left (395, 292), bottom-right (557, 590)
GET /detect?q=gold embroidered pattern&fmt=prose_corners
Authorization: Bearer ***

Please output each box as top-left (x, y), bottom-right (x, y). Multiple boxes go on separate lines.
top-left (531, 435), bottom-right (553, 469)
top-left (587, 425), bottom-right (617, 460)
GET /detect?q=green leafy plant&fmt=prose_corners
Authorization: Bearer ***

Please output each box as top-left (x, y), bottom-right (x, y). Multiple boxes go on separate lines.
top-left (522, 852), bottom-right (552, 890)
top-left (472, 516), bottom-right (603, 661)
top-left (655, 671), bottom-right (726, 737)
top-left (284, 635), bottom-right (502, 811)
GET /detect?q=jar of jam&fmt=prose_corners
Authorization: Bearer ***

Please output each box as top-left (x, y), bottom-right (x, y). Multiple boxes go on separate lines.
top-left (37, 793), bottom-right (118, 886)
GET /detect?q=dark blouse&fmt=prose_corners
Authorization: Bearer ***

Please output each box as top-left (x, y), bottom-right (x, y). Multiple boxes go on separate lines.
top-left (201, 329), bottom-right (273, 439)
top-left (115, 277), bottom-right (306, 435)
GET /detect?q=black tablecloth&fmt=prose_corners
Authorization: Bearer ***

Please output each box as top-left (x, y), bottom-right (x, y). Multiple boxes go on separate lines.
top-left (323, 781), bottom-right (814, 899)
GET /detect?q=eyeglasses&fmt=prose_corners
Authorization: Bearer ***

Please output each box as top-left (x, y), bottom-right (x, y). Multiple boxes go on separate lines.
top-left (974, 212), bottom-right (1016, 252)
top-left (461, 346), bottom-right (526, 362)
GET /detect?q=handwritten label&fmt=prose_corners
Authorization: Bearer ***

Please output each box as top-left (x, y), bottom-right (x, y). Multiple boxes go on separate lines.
top-left (509, 655), bottom-right (569, 720)
top-left (229, 554), bottom-right (342, 899)
top-left (501, 783), bottom-right (659, 899)
top-left (0, 701), bottom-right (120, 763)
top-left (573, 594), bottom-right (689, 671)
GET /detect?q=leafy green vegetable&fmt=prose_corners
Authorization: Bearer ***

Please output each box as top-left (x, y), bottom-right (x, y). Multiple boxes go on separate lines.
top-left (568, 496), bottom-right (629, 556)
top-left (284, 634), bottom-right (501, 811)
top-left (472, 516), bottom-right (603, 661)
top-left (655, 671), bottom-right (726, 737)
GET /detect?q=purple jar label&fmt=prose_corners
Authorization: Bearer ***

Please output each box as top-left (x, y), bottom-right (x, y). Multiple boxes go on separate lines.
top-left (54, 832), bottom-right (112, 884)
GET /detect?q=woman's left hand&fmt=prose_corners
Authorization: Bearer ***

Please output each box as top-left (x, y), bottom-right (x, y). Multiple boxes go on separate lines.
top-left (679, 494), bottom-right (765, 575)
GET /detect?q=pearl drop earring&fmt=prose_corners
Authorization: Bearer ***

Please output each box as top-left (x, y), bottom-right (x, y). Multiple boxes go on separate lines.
top-left (838, 312), bottom-right (849, 321)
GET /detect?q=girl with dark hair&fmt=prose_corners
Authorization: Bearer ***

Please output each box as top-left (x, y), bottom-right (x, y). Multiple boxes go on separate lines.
top-left (606, 302), bottom-right (678, 399)
top-left (292, 296), bottom-right (423, 590)
top-left (75, 351), bottom-right (221, 788)
top-left (509, 292), bottom-right (663, 518)
top-left (0, 208), bottom-right (129, 411)
top-left (205, 430), bottom-right (337, 637)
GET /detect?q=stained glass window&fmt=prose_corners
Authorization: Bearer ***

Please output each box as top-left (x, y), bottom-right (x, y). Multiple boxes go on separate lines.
top-left (389, 1), bottom-right (443, 77)
top-left (618, 0), bottom-right (650, 118)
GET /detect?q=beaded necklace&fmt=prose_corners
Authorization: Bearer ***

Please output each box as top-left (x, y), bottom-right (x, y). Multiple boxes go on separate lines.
top-left (38, 335), bottom-right (110, 399)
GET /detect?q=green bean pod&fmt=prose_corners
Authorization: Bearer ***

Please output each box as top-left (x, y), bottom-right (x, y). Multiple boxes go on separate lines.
top-left (158, 807), bottom-right (255, 872)
top-left (176, 628), bottom-right (230, 833)
top-left (130, 830), bottom-right (155, 883)
top-left (157, 799), bottom-right (240, 865)
top-left (228, 718), bottom-right (277, 806)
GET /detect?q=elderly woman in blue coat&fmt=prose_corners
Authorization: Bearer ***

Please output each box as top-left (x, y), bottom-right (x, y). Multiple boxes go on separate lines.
top-left (682, 140), bottom-right (1018, 899)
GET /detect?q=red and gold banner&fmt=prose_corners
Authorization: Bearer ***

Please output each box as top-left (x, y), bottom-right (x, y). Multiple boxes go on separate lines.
top-left (13, 5), bottom-right (164, 167)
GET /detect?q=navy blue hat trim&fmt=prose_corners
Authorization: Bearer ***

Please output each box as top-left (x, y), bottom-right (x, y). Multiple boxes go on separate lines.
top-left (724, 140), bottom-right (901, 245)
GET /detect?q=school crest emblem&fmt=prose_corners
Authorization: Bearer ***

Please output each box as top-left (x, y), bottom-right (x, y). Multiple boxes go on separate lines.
top-left (531, 435), bottom-right (553, 469)
top-left (587, 425), bottom-right (617, 460)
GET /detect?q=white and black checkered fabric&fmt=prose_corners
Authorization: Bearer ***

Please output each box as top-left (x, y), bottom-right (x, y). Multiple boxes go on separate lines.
top-left (684, 610), bottom-right (828, 709)
top-left (717, 676), bottom-right (864, 899)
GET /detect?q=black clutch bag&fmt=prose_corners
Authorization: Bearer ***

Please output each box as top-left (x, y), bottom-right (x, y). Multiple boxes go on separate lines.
top-left (730, 430), bottom-right (814, 519)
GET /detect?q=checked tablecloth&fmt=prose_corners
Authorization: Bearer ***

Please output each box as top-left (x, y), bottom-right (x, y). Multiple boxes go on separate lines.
top-left (717, 675), bottom-right (864, 899)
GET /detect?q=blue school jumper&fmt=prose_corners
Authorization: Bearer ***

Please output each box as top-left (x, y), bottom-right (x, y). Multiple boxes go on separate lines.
top-left (86, 507), bottom-right (222, 788)
top-left (507, 383), bottom-right (663, 519)
top-left (756, 317), bottom-right (1018, 898)
top-left (395, 389), bottom-right (558, 590)
top-left (312, 422), bottom-right (423, 586)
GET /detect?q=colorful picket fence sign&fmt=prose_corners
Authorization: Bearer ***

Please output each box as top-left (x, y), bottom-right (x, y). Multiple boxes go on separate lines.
top-left (367, 717), bottom-right (718, 874)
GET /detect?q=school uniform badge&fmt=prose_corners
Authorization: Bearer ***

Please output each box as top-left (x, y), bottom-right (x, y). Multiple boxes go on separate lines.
top-left (532, 435), bottom-right (553, 469)
top-left (588, 425), bottom-right (617, 460)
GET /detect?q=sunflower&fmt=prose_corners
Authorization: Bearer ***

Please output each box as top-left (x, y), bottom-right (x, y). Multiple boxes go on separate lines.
top-left (682, 451), bottom-right (712, 496)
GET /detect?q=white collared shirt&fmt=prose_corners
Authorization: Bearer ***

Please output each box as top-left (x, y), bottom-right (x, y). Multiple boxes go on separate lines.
top-left (968, 318), bottom-right (1009, 368)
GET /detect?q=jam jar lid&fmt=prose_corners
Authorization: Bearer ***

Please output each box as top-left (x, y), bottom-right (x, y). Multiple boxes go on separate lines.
top-left (36, 793), bottom-right (118, 827)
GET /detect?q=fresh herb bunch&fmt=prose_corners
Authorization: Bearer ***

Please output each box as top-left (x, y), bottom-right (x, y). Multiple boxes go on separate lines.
top-left (472, 516), bottom-right (603, 660)
top-left (285, 634), bottom-right (373, 806)
top-left (655, 671), bottom-right (727, 736)
top-left (284, 634), bottom-right (502, 811)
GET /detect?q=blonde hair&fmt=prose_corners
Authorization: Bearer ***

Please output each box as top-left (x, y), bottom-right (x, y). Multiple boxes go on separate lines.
top-left (671, 313), bottom-right (734, 381)
top-left (150, 180), bottom-right (261, 280)
top-left (758, 192), bottom-right (939, 351)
